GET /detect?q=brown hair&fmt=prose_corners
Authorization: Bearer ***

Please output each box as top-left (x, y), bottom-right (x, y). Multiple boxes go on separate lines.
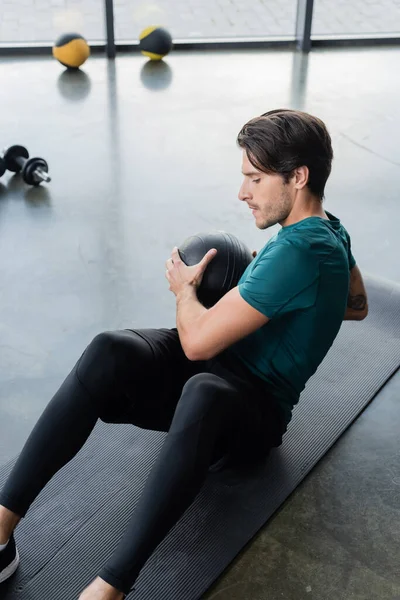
top-left (237, 109), bottom-right (333, 200)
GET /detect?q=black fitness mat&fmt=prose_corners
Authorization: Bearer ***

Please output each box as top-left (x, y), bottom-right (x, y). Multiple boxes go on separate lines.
top-left (1, 275), bottom-right (400, 600)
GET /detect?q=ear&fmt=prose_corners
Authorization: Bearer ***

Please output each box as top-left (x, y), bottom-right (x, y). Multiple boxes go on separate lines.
top-left (294, 166), bottom-right (309, 190)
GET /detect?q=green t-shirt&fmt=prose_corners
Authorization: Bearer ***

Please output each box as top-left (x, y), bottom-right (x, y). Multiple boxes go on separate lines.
top-left (229, 211), bottom-right (356, 425)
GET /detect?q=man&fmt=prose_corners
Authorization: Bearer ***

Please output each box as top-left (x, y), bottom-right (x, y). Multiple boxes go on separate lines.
top-left (0, 109), bottom-right (368, 599)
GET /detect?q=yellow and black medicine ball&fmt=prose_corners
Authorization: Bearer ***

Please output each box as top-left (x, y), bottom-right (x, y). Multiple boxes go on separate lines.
top-left (139, 27), bottom-right (173, 61)
top-left (53, 33), bottom-right (90, 69)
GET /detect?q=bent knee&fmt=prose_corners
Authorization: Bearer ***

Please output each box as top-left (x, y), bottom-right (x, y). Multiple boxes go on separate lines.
top-left (88, 331), bottom-right (118, 354)
top-left (173, 373), bottom-right (231, 426)
top-left (76, 331), bottom-right (119, 389)
top-left (182, 372), bottom-right (229, 397)
top-left (183, 372), bottom-right (218, 387)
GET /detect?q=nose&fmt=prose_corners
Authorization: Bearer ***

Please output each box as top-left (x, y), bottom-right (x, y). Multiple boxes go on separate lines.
top-left (238, 180), bottom-right (250, 202)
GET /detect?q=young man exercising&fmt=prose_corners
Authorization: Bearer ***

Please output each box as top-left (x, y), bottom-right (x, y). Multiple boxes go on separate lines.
top-left (0, 109), bottom-right (368, 599)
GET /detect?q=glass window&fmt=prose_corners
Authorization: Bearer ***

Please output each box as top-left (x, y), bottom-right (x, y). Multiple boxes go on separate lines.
top-left (114, 0), bottom-right (298, 41)
top-left (0, 0), bottom-right (105, 44)
top-left (312, 0), bottom-right (400, 36)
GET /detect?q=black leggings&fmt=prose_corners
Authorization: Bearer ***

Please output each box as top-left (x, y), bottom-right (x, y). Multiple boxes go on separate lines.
top-left (0, 328), bottom-right (285, 596)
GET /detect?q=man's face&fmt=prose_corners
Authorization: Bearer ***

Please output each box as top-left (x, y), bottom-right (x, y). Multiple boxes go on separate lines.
top-left (238, 150), bottom-right (294, 229)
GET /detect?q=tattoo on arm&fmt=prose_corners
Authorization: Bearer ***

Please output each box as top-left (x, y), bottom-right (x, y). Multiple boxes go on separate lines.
top-left (347, 294), bottom-right (367, 311)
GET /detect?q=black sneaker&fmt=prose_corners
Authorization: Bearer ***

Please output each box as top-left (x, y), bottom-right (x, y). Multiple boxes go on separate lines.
top-left (0, 533), bottom-right (20, 584)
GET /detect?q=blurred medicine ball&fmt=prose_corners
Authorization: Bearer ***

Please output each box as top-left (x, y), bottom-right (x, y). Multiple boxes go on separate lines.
top-left (53, 33), bottom-right (90, 69)
top-left (139, 26), bottom-right (173, 60)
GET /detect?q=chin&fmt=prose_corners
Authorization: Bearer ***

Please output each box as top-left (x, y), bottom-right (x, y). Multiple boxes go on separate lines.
top-left (256, 218), bottom-right (271, 230)
top-left (264, 216), bottom-right (282, 229)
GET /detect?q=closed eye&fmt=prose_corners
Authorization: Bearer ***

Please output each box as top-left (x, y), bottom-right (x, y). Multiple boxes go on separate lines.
top-left (252, 179), bottom-right (261, 184)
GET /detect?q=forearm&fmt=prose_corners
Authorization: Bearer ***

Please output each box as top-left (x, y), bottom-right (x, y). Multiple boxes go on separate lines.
top-left (343, 308), bottom-right (367, 321)
top-left (343, 293), bottom-right (369, 321)
top-left (176, 285), bottom-right (208, 358)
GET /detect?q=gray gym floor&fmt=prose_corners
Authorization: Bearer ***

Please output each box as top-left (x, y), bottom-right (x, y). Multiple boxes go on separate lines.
top-left (0, 45), bottom-right (399, 599)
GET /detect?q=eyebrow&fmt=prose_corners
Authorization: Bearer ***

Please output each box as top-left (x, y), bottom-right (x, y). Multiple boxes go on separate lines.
top-left (242, 171), bottom-right (262, 177)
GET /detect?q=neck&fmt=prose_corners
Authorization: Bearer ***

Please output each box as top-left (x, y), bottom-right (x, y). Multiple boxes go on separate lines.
top-left (281, 193), bottom-right (327, 227)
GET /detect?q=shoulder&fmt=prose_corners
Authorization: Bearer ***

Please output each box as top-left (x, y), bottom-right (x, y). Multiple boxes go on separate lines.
top-left (259, 234), bottom-right (316, 262)
top-left (252, 239), bottom-right (318, 278)
top-left (280, 220), bottom-right (344, 260)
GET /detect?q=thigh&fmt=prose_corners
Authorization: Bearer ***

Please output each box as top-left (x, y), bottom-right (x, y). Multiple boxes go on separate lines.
top-left (206, 353), bottom-right (286, 468)
top-left (170, 371), bottom-right (273, 471)
top-left (100, 327), bottom-right (205, 430)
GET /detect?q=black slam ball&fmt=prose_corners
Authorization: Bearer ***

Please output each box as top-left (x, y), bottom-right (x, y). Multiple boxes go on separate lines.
top-left (178, 231), bottom-right (253, 308)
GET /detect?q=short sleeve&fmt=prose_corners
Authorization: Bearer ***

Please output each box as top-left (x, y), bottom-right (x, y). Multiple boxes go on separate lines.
top-left (346, 235), bottom-right (356, 270)
top-left (342, 227), bottom-right (356, 270)
top-left (238, 243), bottom-right (319, 319)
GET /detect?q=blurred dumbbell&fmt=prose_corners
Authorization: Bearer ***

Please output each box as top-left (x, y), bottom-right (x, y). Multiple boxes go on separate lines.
top-left (0, 156), bottom-right (6, 178)
top-left (1, 145), bottom-right (51, 186)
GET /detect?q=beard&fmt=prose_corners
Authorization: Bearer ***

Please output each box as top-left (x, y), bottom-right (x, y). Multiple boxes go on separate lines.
top-left (255, 187), bottom-right (293, 230)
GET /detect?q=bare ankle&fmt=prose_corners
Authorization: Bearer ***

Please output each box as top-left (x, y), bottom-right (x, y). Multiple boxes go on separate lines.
top-left (0, 505), bottom-right (21, 543)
